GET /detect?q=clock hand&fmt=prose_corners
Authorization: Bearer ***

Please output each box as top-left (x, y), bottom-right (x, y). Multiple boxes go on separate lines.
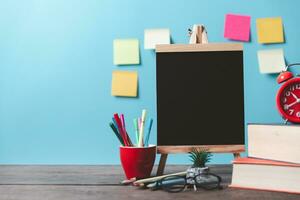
top-left (286, 100), bottom-right (300, 110)
top-left (291, 92), bottom-right (300, 101)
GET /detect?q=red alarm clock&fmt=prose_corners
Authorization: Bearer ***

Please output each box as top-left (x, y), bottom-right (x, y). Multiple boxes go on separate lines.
top-left (276, 63), bottom-right (300, 123)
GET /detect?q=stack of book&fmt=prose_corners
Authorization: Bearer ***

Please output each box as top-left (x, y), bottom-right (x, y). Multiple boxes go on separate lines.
top-left (230, 124), bottom-right (300, 194)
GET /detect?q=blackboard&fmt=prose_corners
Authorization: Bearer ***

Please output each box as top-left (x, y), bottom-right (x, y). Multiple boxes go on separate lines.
top-left (156, 43), bottom-right (244, 147)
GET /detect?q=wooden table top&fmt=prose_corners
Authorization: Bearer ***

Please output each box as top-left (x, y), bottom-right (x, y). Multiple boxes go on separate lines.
top-left (0, 165), bottom-right (298, 200)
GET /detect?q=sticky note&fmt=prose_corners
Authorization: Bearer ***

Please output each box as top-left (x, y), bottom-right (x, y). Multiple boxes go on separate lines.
top-left (256, 17), bottom-right (284, 44)
top-left (224, 14), bottom-right (251, 41)
top-left (113, 39), bottom-right (139, 65)
top-left (111, 70), bottom-right (138, 97)
top-left (144, 29), bottom-right (170, 49)
top-left (257, 49), bottom-right (285, 74)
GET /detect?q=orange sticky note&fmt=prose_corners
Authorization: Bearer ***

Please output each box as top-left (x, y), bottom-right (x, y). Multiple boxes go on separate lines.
top-left (111, 71), bottom-right (138, 97)
top-left (256, 17), bottom-right (284, 44)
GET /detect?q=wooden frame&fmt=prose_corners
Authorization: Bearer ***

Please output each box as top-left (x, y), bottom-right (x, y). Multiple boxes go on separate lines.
top-left (156, 145), bottom-right (245, 176)
top-left (158, 145), bottom-right (245, 154)
top-left (155, 43), bottom-right (245, 176)
top-left (156, 43), bottom-right (243, 53)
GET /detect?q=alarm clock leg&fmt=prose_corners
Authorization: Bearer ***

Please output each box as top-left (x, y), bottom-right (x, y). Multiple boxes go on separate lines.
top-left (233, 153), bottom-right (241, 159)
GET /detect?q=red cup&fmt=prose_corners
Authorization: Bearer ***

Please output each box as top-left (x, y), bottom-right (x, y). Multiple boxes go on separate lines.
top-left (120, 145), bottom-right (156, 179)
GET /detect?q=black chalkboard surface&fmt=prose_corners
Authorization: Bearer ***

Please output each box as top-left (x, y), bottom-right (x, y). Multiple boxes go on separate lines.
top-left (156, 43), bottom-right (244, 146)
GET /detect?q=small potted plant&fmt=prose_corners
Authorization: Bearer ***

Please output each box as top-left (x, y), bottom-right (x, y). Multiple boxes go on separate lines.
top-left (187, 148), bottom-right (212, 178)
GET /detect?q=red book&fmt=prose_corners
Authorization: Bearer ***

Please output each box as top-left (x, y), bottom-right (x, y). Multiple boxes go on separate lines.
top-left (230, 157), bottom-right (300, 194)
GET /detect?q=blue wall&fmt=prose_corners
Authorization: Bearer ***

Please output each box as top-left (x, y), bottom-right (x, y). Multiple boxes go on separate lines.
top-left (0, 0), bottom-right (298, 164)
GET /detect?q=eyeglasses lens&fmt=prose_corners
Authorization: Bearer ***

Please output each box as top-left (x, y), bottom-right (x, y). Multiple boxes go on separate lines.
top-left (161, 176), bottom-right (186, 193)
top-left (195, 174), bottom-right (221, 190)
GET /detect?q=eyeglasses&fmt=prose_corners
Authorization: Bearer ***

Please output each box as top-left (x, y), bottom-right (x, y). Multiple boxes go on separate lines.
top-left (151, 172), bottom-right (223, 193)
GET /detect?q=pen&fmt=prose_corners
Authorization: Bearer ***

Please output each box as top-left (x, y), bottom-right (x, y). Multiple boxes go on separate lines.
top-left (126, 131), bottom-right (133, 146)
top-left (114, 113), bottom-right (129, 146)
top-left (138, 117), bottom-right (141, 128)
top-left (109, 122), bottom-right (125, 146)
top-left (120, 114), bottom-right (126, 132)
top-left (145, 118), bottom-right (153, 147)
top-left (121, 114), bottom-right (133, 146)
top-left (112, 118), bottom-right (118, 129)
top-left (133, 118), bottom-right (139, 146)
top-left (138, 109), bottom-right (147, 147)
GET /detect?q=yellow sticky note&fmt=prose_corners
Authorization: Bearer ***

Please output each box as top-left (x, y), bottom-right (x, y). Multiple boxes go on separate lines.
top-left (111, 71), bottom-right (138, 97)
top-left (113, 39), bottom-right (140, 65)
top-left (256, 17), bottom-right (284, 44)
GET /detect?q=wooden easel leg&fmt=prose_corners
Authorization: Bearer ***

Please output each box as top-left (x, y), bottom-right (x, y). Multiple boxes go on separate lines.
top-left (156, 154), bottom-right (168, 176)
top-left (233, 153), bottom-right (241, 159)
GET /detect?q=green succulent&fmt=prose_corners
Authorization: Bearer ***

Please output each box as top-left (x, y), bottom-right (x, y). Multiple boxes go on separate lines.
top-left (188, 148), bottom-right (212, 168)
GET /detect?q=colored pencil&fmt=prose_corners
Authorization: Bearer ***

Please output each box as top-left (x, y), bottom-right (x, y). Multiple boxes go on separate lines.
top-left (138, 109), bottom-right (147, 147)
top-left (145, 118), bottom-right (153, 147)
top-left (109, 122), bottom-right (125, 146)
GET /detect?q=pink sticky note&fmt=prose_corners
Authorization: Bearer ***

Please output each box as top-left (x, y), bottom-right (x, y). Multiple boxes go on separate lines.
top-left (224, 14), bottom-right (251, 42)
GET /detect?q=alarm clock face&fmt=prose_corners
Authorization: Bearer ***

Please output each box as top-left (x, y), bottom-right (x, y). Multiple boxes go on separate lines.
top-left (277, 77), bottom-right (300, 123)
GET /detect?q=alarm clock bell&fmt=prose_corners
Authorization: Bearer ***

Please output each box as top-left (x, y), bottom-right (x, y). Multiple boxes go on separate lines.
top-left (277, 71), bottom-right (293, 84)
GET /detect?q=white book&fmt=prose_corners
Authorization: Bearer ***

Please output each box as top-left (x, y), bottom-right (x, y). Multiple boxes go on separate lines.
top-left (248, 124), bottom-right (300, 163)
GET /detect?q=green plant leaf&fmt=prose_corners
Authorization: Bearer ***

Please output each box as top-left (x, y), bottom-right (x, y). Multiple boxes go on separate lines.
top-left (188, 148), bottom-right (213, 168)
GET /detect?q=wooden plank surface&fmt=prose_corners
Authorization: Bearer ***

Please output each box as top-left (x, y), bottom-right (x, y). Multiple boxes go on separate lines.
top-left (0, 165), bottom-right (230, 184)
top-left (0, 165), bottom-right (298, 200)
top-left (0, 165), bottom-right (124, 185)
top-left (1, 185), bottom-right (299, 200)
